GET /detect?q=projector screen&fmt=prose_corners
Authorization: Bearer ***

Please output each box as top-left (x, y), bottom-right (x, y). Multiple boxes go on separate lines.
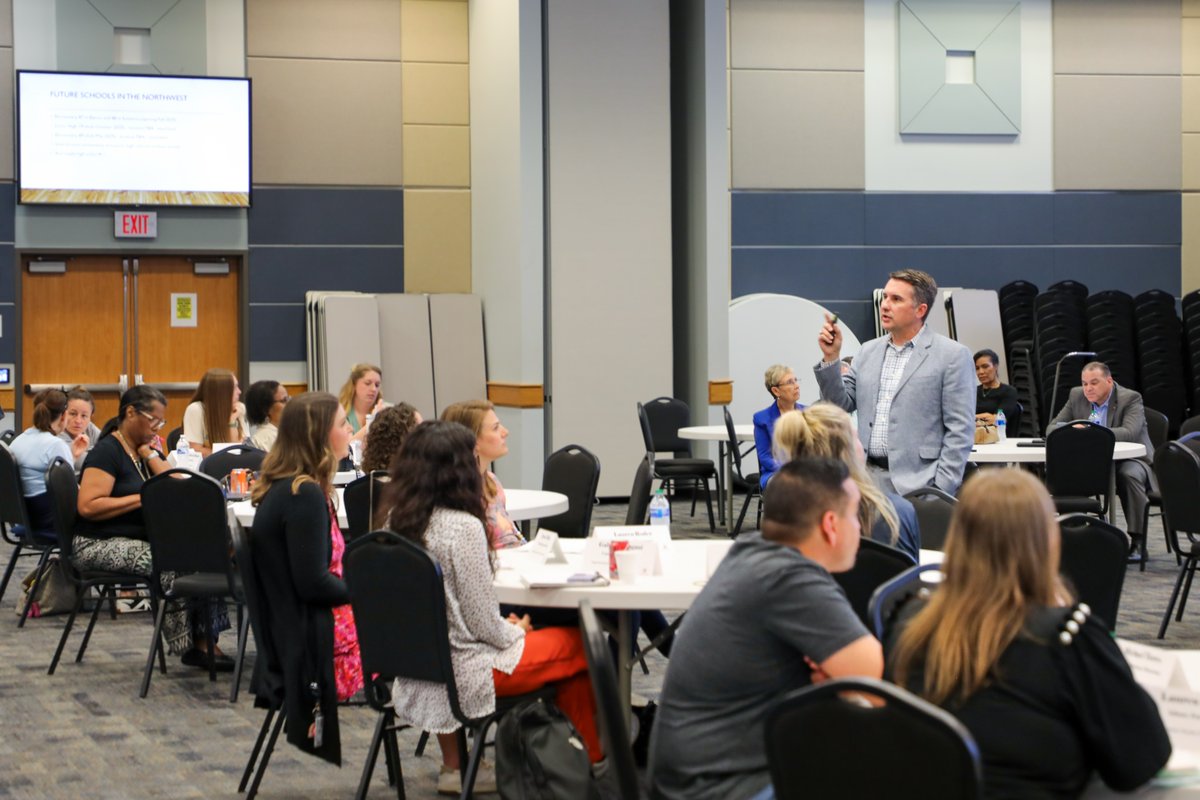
top-left (17, 71), bottom-right (251, 208)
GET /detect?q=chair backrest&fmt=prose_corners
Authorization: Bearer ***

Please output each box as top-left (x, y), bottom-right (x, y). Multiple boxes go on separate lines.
top-left (641, 397), bottom-right (693, 455)
top-left (0, 429), bottom-right (15, 445)
top-left (165, 426), bottom-right (183, 451)
top-left (635, 402), bottom-right (656, 461)
top-left (867, 563), bottom-right (941, 640)
top-left (141, 469), bottom-right (236, 580)
top-left (538, 444), bottom-right (601, 538)
top-left (198, 445), bottom-right (267, 479)
top-left (344, 531), bottom-right (468, 722)
top-left (1182, 415), bottom-right (1200, 439)
top-left (765, 678), bottom-right (982, 799)
top-left (833, 538), bottom-right (915, 628)
top-left (44, 458), bottom-right (79, 561)
top-left (723, 405), bottom-right (752, 480)
top-left (0, 441), bottom-right (32, 529)
top-left (1144, 407), bottom-right (1170, 451)
top-left (625, 457), bottom-right (653, 526)
top-left (578, 600), bottom-right (643, 799)
top-left (1057, 513), bottom-right (1127, 632)
top-left (343, 470), bottom-right (388, 540)
top-left (1044, 421), bottom-right (1115, 498)
top-left (1155, 442), bottom-right (1200, 538)
top-left (229, 510), bottom-right (283, 710)
top-left (901, 487), bottom-right (956, 551)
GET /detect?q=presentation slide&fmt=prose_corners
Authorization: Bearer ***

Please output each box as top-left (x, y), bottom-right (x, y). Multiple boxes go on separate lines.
top-left (18, 71), bottom-right (250, 207)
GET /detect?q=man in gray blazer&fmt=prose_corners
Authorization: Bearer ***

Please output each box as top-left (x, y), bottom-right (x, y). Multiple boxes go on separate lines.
top-left (1049, 361), bottom-right (1155, 556)
top-left (813, 269), bottom-right (976, 496)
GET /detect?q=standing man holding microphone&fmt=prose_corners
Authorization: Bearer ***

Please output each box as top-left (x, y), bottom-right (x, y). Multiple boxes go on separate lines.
top-left (812, 269), bottom-right (976, 496)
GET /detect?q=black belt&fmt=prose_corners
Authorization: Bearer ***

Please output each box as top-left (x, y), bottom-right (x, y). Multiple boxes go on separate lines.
top-left (867, 455), bottom-right (889, 469)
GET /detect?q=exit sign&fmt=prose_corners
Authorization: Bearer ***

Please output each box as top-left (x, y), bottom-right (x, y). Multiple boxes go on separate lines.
top-left (114, 211), bottom-right (157, 239)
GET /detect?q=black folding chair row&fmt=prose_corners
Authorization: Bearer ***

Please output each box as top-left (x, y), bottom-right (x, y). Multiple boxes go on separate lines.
top-left (0, 441), bottom-right (58, 625)
top-left (198, 444), bottom-right (267, 480)
top-left (1136, 290), bottom-right (1187, 434)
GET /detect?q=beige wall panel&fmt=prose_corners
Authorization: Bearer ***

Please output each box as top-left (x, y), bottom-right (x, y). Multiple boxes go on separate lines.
top-left (247, 0), bottom-right (402, 60)
top-left (1054, 76), bottom-right (1180, 190)
top-left (1187, 19), bottom-right (1200, 75)
top-left (1186, 135), bottom-right (1200, 190)
top-left (403, 63), bottom-right (469, 124)
top-left (403, 124), bottom-right (470, 187)
top-left (404, 190), bottom-right (472, 292)
top-left (1187, 0), bottom-right (1200, 17)
top-left (729, 0), bottom-right (862, 70)
top-left (1188, 76), bottom-right (1200, 132)
top-left (401, 0), bottom-right (468, 63)
top-left (1184, 194), bottom-right (1200, 294)
top-left (1054, 0), bottom-right (1179, 75)
top-left (0, 48), bottom-right (12, 180)
top-left (250, 58), bottom-right (403, 185)
top-left (0, 0), bottom-right (12, 47)
top-left (731, 69), bottom-right (864, 189)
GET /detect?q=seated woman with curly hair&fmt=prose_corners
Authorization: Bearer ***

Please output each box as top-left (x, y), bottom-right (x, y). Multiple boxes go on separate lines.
top-left (360, 402), bottom-right (422, 474)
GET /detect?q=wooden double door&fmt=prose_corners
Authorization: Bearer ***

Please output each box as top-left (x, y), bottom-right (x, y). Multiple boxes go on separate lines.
top-left (21, 255), bottom-right (241, 431)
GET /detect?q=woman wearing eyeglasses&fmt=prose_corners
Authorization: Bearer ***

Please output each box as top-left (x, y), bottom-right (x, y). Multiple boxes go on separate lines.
top-left (74, 385), bottom-right (231, 668)
top-left (753, 365), bottom-right (806, 489)
top-left (244, 380), bottom-right (289, 451)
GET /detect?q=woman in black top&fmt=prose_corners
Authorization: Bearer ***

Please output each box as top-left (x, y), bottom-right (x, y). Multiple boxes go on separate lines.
top-left (974, 348), bottom-right (1021, 426)
top-left (885, 470), bottom-right (1169, 798)
top-left (74, 385), bottom-right (231, 666)
top-left (248, 392), bottom-right (355, 765)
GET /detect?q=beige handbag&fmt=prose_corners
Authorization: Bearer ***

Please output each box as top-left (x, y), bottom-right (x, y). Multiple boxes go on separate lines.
top-left (975, 421), bottom-right (999, 445)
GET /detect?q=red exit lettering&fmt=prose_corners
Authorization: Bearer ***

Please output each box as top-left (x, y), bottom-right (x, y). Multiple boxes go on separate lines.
top-left (122, 214), bottom-right (148, 234)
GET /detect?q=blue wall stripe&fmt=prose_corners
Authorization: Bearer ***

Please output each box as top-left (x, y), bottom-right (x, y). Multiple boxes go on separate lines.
top-left (732, 191), bottom-right (864, 246)
top-left (1052, 192), bottom-right (1180, 245)
top-left (864, 194), bottom-right (1055, 246)
top-left (249, 187), bottom-right (404, 246)
top-left (247, 246), bottom-right (404, 304)
top-left (249, 304), bottom-right (307, 362)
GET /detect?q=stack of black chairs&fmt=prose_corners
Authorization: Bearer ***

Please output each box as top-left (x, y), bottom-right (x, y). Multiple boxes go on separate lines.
top-left (1033, 282), bottom-right (1089, 429)
top-left (1135, 290), bottom-right (1188, 433)
top-left (999, 280), bottom-right (1041, 437)
top-left (1085, 290), bottom-right (1138, 391)
top-left (1183, 289), bottom-right (1200, 416)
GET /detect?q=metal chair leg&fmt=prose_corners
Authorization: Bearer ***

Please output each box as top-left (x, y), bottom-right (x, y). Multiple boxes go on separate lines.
top-left (246, 709), bottom-right (286, 800)
top-left (356, 711), bottom-right (390, 800)
top-left (1178, 561), bottom-right (1198, 623)
top-left (1161, 558), bottom-right (1194, 638)
top-left (230, 603), bottom-right (249, 703)
top-left (48, 588), bottom-right (86, 674)
top-left (239, 709), bottom-right (276, 792)
top-left (75, 585), bottom-right (113, 663)
top-left (0, 541), bottom-right (24, 605)
top-left (414, 730), bottom-right (430, 757)
top-left (460, 718), bottom-right (495, 800)
top-left (139, 598), bottom-right (170, 698)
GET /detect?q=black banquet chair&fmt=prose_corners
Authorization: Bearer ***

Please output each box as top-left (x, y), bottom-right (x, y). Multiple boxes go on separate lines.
top-left (1057, 514), bottom-right (1128, 632)
top-left (1141, 407), bottom-right (1169, 567)
top-left (1044, 421), bottom-right (1115, 517)
top-left (1154, 442), bottom-right (1200, 639)
top-left (902, 486), bottom-right (956, 552)
top-left (345, 531), bottom-right (552, 799)
top-left (579, 600), bottom-right (645, 799)
top-left (637, 399), bottom-right (716, 532)
top-left (765, 678), bottom-right (982, 799)
top-left (343, 470), bottom-right (389, 541)
top-left (44, 458), bottom-right (155, 676)
top-left (625, 457), bottom-right (654, 526)
top-left (139, 468), bottom-right (246, 698)
top-left (832, 538), bottom-right (915, 630)
top-left (537, 444), bottom-right (601, 538)
top-left (724, 406), bottom-right (761, 536)
top-left (199, 444), bottom-right (267, 480)
top-left (0, 441), bottom-right (58, 625)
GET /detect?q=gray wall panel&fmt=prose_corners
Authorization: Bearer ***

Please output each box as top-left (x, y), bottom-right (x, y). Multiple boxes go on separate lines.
top-left (249, 188), bottom-right (405, 246)
top-left (428, 293), bottom-right (486, 412)
top-left (1052, 192), bottom-right (1181, 244)
top-left (377, 293), bottom-right (436, 420)
top-left (732, 191), bottom-right (864, 246)
top-left (729, 0), bottom-right (863, 71)
top-left (1054, 0), bottom-right (1180, 76)
top-left (865, 193), bottom-right (1056, 246)
top-left (247, 247), bottom-right (404, 304)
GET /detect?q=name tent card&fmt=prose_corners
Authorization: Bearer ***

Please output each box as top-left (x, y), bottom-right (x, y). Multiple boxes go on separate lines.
top-left (583, 526), bottom-right (672, 578)
top-left (512, 530), bottom-right (568, 566)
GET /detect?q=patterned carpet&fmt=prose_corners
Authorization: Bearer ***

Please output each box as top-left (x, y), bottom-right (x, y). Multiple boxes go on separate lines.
top-left (0, 495), bottom-right (1192, 798)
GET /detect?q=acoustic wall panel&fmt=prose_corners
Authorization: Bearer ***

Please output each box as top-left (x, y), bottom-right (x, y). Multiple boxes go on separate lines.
top-left (246, 0), bottom-right (402, 60)
top-left (1054, 0), bottom-right (1180, 76)
top-left (729, 0), bottom-right (863, 71)
top-left (401, 0), bottom-right (468, 63)
top-left (403, 190), bottom-right (471, 292)
top-left (731, 70), bottom-right (864, 189)
top-left (377, 293), bottom-right (436, 420)
top-left (1054, 75), bottom-right (1181, 190)
top-left (402, 63), bottom-right (469, 124)
top-left (402, 125), bottom-right (471, 187)
top-left (428, 293), bottom-right (486, 413)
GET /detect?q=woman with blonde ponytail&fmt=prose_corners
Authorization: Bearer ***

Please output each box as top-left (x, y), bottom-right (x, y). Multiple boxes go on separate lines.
top-left (772, 403), bottom-right (919, 560)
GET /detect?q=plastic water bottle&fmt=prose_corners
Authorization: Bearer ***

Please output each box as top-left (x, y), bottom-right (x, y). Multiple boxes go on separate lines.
top-left (995, 409), bottom-right (1007, 441)
top-left (649, 489), bottom-right (670, 526)
top-left (176, 437), bottom-right (199, 471)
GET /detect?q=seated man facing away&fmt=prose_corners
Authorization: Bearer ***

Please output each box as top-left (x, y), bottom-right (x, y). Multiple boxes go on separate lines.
top-left (648, 458), bottom-right (883, 800)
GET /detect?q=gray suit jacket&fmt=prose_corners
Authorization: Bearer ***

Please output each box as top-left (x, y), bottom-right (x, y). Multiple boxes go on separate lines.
top-left (1048, 383), bottom-right (1153, 464)
top-left (813, 326), bottom-right (976, 495)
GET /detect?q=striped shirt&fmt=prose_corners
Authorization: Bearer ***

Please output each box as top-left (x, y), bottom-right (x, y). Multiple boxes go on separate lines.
top-left (867, 326), bottom-right (924, 457)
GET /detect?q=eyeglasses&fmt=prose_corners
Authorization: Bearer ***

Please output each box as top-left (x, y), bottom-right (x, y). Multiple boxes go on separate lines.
top-left (775, 378), bottom-right (800, 387)
top-left (138, 409), bottom-right (167, 430)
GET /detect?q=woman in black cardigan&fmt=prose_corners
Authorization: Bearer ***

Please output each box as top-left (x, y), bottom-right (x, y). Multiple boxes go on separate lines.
top-left (248, 392), bottom-right (354, 765)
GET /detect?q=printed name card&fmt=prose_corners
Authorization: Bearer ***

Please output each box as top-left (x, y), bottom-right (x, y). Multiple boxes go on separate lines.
top-left (510, 530), bottom-right (567, 566)
top-left (1118, 639), bottom-right (1200, 754)
top-left (583, 526), bottom-right (672, 577)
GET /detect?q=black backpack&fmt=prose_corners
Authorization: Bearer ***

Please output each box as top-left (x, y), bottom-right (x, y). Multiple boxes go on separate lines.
top-left (496, 697), bottom-right (601, 800)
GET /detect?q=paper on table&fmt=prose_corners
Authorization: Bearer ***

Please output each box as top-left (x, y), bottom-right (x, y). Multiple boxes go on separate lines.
top-left (1118, 639), bottom-right (1200, 761)
top-left (518, 565), bottom-right (610, 589)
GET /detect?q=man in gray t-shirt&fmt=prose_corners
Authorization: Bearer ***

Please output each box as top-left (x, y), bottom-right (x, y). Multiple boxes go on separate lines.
top-left (648, 459), bottom-right (883, 800)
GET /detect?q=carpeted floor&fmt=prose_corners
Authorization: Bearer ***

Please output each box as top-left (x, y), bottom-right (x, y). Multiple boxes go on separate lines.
top-left (0, 495), bottom-right (1194, 799)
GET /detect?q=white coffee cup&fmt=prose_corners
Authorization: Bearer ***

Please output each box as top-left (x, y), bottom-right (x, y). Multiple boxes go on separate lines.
top-left (615, 550), bottom-right (642, 584)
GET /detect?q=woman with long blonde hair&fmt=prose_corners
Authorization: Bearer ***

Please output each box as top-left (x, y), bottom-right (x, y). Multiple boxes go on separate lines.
top-left (772, 403), bottom-right (919, 560)
top-left (886, 470), bottom-right (1168, 797)
top-left (337, 363), bottom-right (386, 444)
top-left (183, 368), bottom-right (246, 456)
top-left (248, 392), bottom-right (362, 765)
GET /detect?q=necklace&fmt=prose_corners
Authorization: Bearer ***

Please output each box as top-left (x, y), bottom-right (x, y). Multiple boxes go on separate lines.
top-left (114, 430), bottom-right (150, 481)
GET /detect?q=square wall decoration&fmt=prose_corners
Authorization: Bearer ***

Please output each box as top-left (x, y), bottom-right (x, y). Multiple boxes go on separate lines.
top-left (898, 0), bottom-right (1021, 135)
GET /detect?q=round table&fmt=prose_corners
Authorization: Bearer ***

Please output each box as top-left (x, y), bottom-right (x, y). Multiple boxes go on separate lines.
top-left (229, 487), bottom-right (568, 529)
top-left (678, 424), bottom-right (753, 529)
top-left (968, 437), bottom-right (1146, 525)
